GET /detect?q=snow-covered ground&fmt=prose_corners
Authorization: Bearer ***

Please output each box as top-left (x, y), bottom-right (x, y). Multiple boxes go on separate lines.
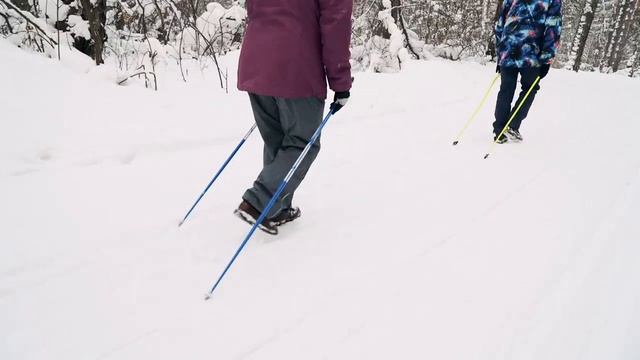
top-left (2, 40), bottom-right (640, 359)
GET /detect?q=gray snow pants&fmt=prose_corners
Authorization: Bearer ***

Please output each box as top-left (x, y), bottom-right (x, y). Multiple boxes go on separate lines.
top-left (243, 93), bottom-right (325, 218)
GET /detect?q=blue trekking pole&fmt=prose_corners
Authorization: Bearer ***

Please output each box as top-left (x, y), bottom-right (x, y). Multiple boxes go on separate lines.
top-left (179, 123), bottom-right (257, 227)
top-left (204, 106), bottom-right (337, 300)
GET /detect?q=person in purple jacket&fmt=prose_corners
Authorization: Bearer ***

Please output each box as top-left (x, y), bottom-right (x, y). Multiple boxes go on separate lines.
top-left (233, 0), bottom-right (353, 235)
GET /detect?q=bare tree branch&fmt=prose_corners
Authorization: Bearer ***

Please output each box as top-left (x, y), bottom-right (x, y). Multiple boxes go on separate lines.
top-left (0, 0), bottom-right (57, 45)
top-left (0, 9), bottom-right (14, 33)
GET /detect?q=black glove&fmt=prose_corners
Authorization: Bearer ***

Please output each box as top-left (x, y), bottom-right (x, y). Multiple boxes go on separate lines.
top-left (540, 64), bottom-right (551, 79)
top-left (496, 64), bottom-right (501, 73)
top-left (331, 91), bottom-right (350, 113)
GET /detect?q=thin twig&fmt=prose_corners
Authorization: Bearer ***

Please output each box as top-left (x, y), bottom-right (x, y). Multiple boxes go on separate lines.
top-left (187, 21), bottom-right (224, 88)
top-left (0, 10), bottom-right (13, 33)
top-left (56, 0), bottom-right (60, 60)
top-left (144, 36), bottom-right (159, 90)
top-left (164, 0), bottom-right (187, 82)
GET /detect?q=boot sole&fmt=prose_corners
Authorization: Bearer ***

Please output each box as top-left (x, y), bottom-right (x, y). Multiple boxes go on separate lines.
top-left (234, 209), bottom-right (278, 235)
top-left (271, 211), bottom-right (302, 227)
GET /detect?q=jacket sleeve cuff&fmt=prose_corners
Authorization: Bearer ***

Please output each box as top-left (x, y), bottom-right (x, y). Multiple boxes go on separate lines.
top-left (328, 74), bottom-right (352, 93)
top-left (539, 54), bottom-right (554, 64)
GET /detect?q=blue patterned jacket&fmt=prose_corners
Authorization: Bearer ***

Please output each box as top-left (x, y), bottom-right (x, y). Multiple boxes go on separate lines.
top-left (495, 0), bottom-right (562, 68)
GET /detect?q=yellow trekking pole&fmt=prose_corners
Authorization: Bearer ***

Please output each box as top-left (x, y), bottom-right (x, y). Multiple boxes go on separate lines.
top-left (484, 76), bottom-right (541, 159)
top-left (453, 73), bottom-right (501, 146)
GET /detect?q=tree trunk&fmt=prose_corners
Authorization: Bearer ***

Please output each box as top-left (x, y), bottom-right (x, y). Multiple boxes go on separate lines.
top-left (601, 0), bottom-right (630, 71)
top-left (79, 0), bottom-right (106, 65)
top-left (610, 0), bottom-right (639, 71)
top-left (487, 0), bottom-right (503, 59)
top-left (374, 0), bottom-right (402, 39)
top-left (600, 1), bottom-right (621, 70)
top-left (391, 0), bottom-right (420, 59)
top-left (390, 0), bottom-right (401, 21)
top-left (629, 45), bottom-right (639, 77)
top-left (567, 0), bottom-right (599, 72)
top-left (152, 0), bottom-right (168, 44)
top-left (633, 50), bottom-right (640, 77)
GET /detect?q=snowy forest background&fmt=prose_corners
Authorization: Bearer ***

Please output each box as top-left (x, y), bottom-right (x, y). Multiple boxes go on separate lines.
top-left (1, 0), bottom-right (639, 83)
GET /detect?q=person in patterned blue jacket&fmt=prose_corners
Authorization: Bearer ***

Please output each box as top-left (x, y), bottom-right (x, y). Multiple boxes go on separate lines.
top-left (493, 0), bottom-right (562, 143)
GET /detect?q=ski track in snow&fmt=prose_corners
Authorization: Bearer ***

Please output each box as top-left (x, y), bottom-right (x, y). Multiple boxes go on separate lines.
top-left (2, 41), bottom-right (640, 359)
top-left (6, 136), bottom-right (243, 177)
top-left (94, 329), bottom-right (160, 360)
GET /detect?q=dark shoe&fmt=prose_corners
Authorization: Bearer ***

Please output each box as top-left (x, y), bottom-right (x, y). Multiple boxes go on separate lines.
top-left (234, 201), bottom-right (278, 235)
top-left (506, 127), bottom-right (523, 142)
top-left (494, 133), bottom-right (508, 144)
top-left (270, 207), bottom-right (301, 226)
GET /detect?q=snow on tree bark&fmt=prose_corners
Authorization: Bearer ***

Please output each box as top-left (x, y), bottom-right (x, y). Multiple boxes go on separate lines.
top-left (610, 0), bottom-right (639, 71)
top-left (566, 0), bottom-right (600, 71)
top-left (599, 0), bottom-right (639, 72)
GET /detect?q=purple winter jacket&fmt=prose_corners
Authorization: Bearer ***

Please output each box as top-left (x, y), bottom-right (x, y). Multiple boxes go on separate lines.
top-left (237, 0), bottom-right (353, 100)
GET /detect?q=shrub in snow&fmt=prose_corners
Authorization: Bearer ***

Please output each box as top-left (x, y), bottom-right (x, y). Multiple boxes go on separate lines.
top-left (107, 32), bottom-right (167, 89)
top-left (0, 0), bottom-right (59, 54)
top-left (366, 2), bottom-right (422, 73)
top-left (180, 1), bottom-right (246, 56)
top-left (351, 0), bottom-right (423, 73)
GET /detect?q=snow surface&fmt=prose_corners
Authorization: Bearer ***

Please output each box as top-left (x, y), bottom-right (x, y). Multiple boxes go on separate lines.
top-left (2, 39), bottom-right (640, 359)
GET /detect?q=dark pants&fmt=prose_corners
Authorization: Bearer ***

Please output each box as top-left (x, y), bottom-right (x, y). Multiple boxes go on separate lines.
top-left (243, 93), bottom-right (325, 218)
top-left (493, 67), bottom-right (541, 134)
